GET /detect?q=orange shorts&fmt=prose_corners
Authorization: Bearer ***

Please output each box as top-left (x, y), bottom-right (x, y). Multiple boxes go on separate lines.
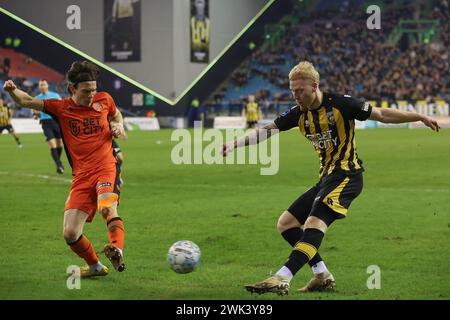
top-left (65, 164), bottom-right (121, 222)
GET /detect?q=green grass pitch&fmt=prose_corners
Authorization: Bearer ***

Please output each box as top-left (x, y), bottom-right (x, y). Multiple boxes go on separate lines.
top-left (0, 128), bottom-right (449, 300)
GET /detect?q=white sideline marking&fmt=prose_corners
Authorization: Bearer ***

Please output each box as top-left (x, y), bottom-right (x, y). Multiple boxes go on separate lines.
top-left (0, 171), bottom-right (72, 184)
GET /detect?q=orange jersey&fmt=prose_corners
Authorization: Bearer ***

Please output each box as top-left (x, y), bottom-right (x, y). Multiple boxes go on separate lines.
top-left (43, 92), bottom-right (117, 174)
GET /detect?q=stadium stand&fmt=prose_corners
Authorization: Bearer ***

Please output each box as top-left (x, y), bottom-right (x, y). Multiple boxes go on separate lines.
top-left (205, 0), bottom-right (449, 118)
top-left (0, 48), bottom-right (66, 117)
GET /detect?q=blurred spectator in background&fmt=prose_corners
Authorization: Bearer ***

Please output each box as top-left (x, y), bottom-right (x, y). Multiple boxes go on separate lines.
top-left (0, 97), bottom-right (23, 148)
top-left (242, 94), bottom-right (261, 128)
top-left (3, 57), bottom-right (10, 77)
top-left (259, 96), bottom-right (270, 119)
top-left (188, 97), bottom-right (201, 127)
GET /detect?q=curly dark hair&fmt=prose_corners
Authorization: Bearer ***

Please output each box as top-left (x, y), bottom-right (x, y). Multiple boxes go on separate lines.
top-left (66, 61), bottom-right (100, 85)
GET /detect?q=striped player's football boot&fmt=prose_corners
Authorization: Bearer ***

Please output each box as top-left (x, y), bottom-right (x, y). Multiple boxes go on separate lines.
top-left (245, 275), bottom-right (290, 296)
top-left (298, 272), bottom-right (335, 292)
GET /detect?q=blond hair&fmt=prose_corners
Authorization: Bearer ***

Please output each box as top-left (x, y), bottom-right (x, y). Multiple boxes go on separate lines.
top-left (288, 61), bottom-right (320, 84)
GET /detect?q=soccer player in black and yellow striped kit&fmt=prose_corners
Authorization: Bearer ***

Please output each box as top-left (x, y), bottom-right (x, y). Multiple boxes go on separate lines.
top-left (222, 61), bottom-right (440, 295)
top-left (0, 97), bottom-right (23, 148)
top-left (243, 95), bottom-right (261, 128)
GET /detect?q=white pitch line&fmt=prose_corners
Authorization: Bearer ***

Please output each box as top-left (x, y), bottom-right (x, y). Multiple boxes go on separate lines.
top-left (0, 171), bottom-right (72, 184)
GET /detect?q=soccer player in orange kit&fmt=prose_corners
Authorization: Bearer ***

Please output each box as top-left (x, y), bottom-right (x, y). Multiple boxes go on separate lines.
top-left (3, 61), bottom-right (126, 277)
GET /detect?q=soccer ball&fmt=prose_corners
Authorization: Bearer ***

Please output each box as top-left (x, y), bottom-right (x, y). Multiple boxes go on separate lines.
top-left (167, 240), bottom-right (201, 274)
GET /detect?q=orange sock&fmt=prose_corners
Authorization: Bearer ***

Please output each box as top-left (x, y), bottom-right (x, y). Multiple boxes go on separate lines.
top-left (68, 235), bottom-right (99, 265)
top-left (107, 217), bottom-right (125, 251)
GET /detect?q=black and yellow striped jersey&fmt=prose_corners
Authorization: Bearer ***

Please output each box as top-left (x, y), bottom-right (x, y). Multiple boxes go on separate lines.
top-left (274, 92), bottom-right (372, 178)
top-left (0, 105), bottom-right (11, 127)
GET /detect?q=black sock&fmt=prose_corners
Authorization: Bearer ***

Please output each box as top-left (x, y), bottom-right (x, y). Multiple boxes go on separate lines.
top-left (56, 147), bottom-right (63, 159)
top-left (15, 136), bottom-right (21, 145)
top-left (51, 148), bottom-right (62, 167)
top-left (281, 228), bottom-right (324, 267)
top-left (284, 228), bottom-right (325, 276)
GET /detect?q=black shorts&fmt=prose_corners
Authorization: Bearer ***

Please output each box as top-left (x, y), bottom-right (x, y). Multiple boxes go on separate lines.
top-left (112, 140), bottom-right (121, 158)
top-left (287, 172), bottom-right (363, 225)
top-left (0, 125), bottom-right (14, 134)
top-left (41, 119), bottom-right (61, 141)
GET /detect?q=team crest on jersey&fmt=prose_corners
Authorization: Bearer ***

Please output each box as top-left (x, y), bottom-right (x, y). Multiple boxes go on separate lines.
top-left (326, 111), bottom-right (335, 125)
top-left (69, 119), bottom-right (81, 136)
top-left (92, 102), bottom-right (103, 112)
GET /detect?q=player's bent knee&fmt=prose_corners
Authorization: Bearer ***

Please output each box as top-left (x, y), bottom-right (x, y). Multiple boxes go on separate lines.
top-left (99, 206), bottom-right (120, 222)
top-left (48, 139), bottom-right (57, 148)
top-left (63, 228), bottom-right (81, 244)
top-left (277, 211), bottom-right (300, 233)
top-left (99, 206), bottom-right (111, 220)
top-left (97, 193), bottom-right (118, 221)
top-left (304, 216), bottom-right (328, 233)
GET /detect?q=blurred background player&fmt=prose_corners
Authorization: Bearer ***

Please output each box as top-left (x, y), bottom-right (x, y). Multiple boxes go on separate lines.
top-left (0, 97), bottom-right (23, 148)
top-left (112, 139), bottom-right (124, 185)
top-left (3, 61), bottom-right (127, 278)
top-left (33, 79), bottom-right (65, 174)
top-left (242, 94), bottom-right (261, 128)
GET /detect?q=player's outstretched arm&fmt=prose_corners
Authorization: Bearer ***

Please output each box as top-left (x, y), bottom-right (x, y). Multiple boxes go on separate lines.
top-left (3, 80), bottom-right (44, 111)
top-left (369, 107), bottom-right (440, 132)
top-left (221, 122), bottom-right (280, 156)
